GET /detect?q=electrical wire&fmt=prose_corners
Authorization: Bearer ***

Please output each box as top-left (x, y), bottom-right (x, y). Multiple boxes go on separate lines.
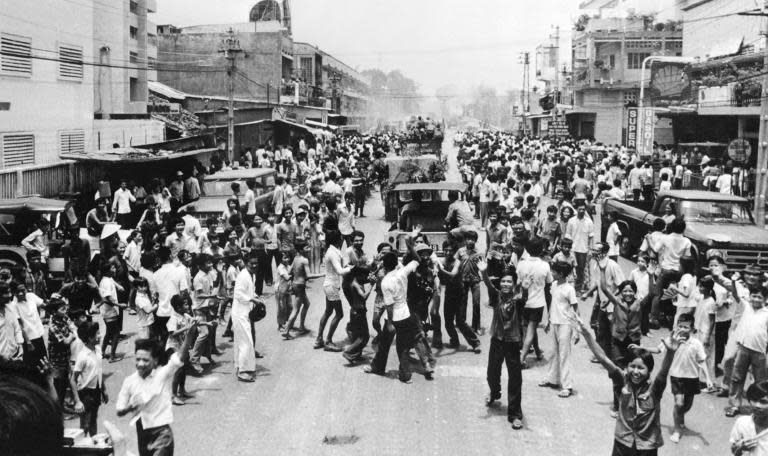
top-left (0, 49), bottom-right (225, 72)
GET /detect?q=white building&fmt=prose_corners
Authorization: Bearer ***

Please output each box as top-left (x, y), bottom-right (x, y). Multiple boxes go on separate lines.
top-left (0, 0), bottom-right (163, 168)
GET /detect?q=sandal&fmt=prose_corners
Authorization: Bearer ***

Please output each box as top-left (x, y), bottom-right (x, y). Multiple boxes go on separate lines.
top-left (538, 380), bottom-right (559, 388)
top-left (725, 407), bottom-right (739, 417)
top-left (558, 389), bottom-right (572, 398)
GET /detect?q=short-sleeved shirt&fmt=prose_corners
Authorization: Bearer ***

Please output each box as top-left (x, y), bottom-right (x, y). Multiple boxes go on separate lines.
top-left (549, 281), bottom-right (577, 325)
top-left (737, 306), bottom-right (768, 353)
top-left (655, 233), bottom-right (692, 271)
top-left (0, 307), bottom-right (22, 361)
top-left (73, 345), bottom-right (102, 390)
top-left (517, 257), bottom-right (553, 309)
top-left (116, 353), bottom-right (183, 430)
top-left (381, 261), bottom-right (419, 322)
top-left (192, 270), bottom-right (217, 310)
top-left (99, 277), bottom-right (119, 321)
top-left (610, 370), bottom-right (666, 450)
top-left (135, 292), bottom-right (155, 328)
top-left (11, 293), bottom-right (45, 340)
top-left (153, 263), bottom-right (189, 317)
top-left (674, 274), bottom-right (697, 308)
top-left (565, 216), bottom-right (594, 253)
top-left (730, 416), bottom-right (768, 456)
top-left (667, 337), bottom-right (707, 379)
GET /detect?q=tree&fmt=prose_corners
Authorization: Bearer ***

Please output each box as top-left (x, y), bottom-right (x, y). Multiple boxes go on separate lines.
top-left (361, 67), bottom-right (421, 119)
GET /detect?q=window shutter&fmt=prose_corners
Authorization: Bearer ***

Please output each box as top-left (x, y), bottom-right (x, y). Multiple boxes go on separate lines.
top-left (59, 129), bottom-right (85, 154)
top-left (2, 134), bottom-right (35, 167)
top-left (0, 34), bottom-right (32, 77)
top-left (59, 44), bottom-right (83, 80)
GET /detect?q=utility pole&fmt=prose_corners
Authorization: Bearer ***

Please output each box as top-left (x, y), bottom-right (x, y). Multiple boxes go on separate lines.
top-left (519, 51), bottom-right (530, 135)
top-left (552, 25), bottom-right (560, 119)
top-left (754, 4), bottom-right (768, 228)
top-left (219, 28), bottom-right (242, 164)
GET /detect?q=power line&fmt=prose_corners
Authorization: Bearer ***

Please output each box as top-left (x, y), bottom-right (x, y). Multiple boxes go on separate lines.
top-left (0, 49), bottom-right (224, 72)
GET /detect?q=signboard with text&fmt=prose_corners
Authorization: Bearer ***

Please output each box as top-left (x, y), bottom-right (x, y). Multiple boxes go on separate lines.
top-left (636, 107), bottom-right (655, 157)
top-left (549, 119), bottom-right (569, 138)
top-left (626, 107), bottom-right (638, 149)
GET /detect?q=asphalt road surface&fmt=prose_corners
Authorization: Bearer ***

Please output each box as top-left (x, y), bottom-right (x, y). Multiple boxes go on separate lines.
top-left (75, 136), bottom-right (734, 455)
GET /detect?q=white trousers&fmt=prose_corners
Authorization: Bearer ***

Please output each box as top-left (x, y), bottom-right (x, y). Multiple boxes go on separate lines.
top-left (546, 323), bottom-right (574, 390)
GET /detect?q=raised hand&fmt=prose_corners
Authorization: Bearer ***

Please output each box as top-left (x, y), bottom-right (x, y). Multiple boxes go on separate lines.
top-left (662, 329), bottom-right (682, 351)
top-left (477, 260), bottom-right (488, 272)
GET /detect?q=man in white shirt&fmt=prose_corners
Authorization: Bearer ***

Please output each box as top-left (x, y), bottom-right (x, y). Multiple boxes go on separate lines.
top-left (517, 238), bottom-right (552, 366)
top-left (646, 217), bottom-right (692, 328)
top-left (116, 327), bottom-right (197, 456)
top-left (112, 180), bottom-right (136, 228)
top-left (364, 233), bottom-right (435, 383)
top-left (565, 204), bottom-right (594, 291)
top-left (232, 253), bottom-right (264, 382)
top-left (21, 218), bottom-right (51, 261)
top-left (152, 248), bottom-right (189, 346)
top-left (716, 170), bottom-right (733, 195)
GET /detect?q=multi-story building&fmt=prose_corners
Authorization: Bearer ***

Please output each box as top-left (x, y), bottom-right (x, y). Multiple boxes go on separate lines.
top-left (566, 1), bottom-right (683, 144)
top-left (293, 42), bottom-right (371, 129)
top-left (157, 1), bottom-right (370, 130)
top-left (659, 0), bottom-right (764, 152)
top-left (0, 0), bottom-right (163, 167)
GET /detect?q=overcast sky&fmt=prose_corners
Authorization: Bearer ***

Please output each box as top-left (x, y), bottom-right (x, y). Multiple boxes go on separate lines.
top-left (154, 0), bottom-right (581, 96)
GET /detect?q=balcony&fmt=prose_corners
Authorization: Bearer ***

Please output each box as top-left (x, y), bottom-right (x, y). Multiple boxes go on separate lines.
top-left (698, 83), bottom-right (761, 115)
top-left (146, 0), bottom-right (157, 13)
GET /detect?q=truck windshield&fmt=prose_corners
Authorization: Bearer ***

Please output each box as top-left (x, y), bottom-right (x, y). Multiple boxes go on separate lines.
top-left (679, 200), bottom-right (753, 224)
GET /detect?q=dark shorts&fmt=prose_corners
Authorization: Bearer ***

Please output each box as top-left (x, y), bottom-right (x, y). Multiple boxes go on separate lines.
top-left (522, 307), bottom-right (544, 324)
top-left (670, 376), bottom-right (701, 396)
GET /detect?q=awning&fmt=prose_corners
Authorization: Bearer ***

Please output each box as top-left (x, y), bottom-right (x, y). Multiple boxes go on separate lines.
top-left (304, 119), bottom-right (338, 130)
top-left (60, 147), bottom-right (217, 163)
top-left (274, 119), bottom-right (314, 134)
top-left (564, 109), bottom-right (596, 115)
top-left (148, 81), bottom-right (188, 102)
top-left (0, 197), bottom-right (68, 213)
top-left (525, 113), bottom-right (554, 120)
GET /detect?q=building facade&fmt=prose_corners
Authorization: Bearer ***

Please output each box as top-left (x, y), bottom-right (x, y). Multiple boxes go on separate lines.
top-left (157, 1), bottom-right (370, 132)
top-left (0, 0), bottom-right (163, 168)
top-left (567, 14), bottom-right (682, 144)
top-left (659, 0), bottom-right (764, 156)
top-left (293, 42), bottom-right (371, 129)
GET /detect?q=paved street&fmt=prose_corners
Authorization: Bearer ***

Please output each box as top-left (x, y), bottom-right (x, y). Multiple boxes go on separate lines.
top-left (73, 138), bottom-right (735, 456)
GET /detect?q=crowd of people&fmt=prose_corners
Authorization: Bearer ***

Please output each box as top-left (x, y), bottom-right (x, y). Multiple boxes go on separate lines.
top-left (451, 131), bottom-right (768, 454)
top-left (1, 126), bottom-right (768, 456)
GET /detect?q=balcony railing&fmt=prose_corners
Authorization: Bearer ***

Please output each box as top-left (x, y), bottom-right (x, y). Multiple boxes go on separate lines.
top-left (698, 84), bottom-right (762, 109)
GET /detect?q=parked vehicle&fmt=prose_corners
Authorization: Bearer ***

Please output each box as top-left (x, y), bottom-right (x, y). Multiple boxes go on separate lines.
top-left (0, 197), bottom-right (68, 275)
top-left (179, 168), bottom-right (276, 226)
top-left (602, 190), bottom-right (768, 271)
top-left (389, 182), bottom-right (468, 257)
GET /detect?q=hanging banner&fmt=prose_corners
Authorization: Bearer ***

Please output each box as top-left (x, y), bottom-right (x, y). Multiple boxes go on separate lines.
top-left (549, 119), bottom-right (569, 138)
top-left (626, 107), bottom-right (638, 149)
top-left (636, 107), bottom-right (655, 157)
